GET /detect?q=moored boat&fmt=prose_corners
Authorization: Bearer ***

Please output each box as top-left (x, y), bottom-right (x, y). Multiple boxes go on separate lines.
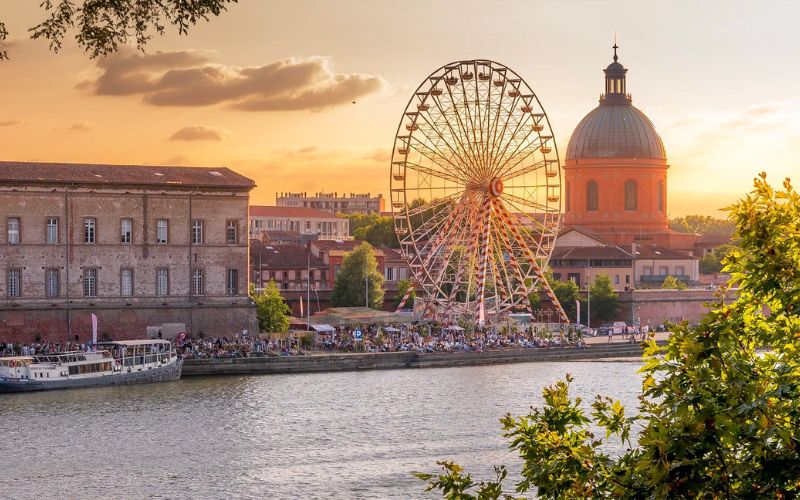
top-left (0, 339), bottom-right (182, 392)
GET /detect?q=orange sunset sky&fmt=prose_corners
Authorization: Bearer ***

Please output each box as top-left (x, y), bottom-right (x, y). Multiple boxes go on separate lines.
top-left (1, 1), bottom-right (799, 216)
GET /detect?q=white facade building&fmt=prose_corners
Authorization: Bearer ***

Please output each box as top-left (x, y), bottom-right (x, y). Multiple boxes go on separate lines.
top-left (249, 206), bottom-right (350, 240)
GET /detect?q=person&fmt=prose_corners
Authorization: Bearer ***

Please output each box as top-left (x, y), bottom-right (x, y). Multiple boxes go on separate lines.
top-left (607, 328), bottom-right (613, 343)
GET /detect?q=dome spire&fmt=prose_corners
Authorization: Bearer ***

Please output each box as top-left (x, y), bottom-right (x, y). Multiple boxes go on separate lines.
top-left (613, 41), bottom-right (619, 62)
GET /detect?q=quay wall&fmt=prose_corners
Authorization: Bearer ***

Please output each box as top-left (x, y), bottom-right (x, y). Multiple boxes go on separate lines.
top-left (182, 343), bottom-right (654, 377)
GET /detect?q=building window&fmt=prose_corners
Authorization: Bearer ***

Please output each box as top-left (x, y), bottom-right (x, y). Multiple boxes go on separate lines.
top-left (226, 268), bottom-right (239, 296)
top-left (643, 266), bottom-right (653, 276)
top-left (46, 268), bottom-right (59, 298)
top-left (385, 267), bottom-right (395, 281)
top-left (84, 218), bottom-right (96, 244)
top-left (625, 274), bottom-right (630, 284)
top-left (7, 269), bottom-right (21, 298)
top-left (226, 220), bottom-right (238, 245)
top-left (565, 181), bottom-right (571, 212)
top-left (624, 180), bottom-right (638, 211)
top-left (191, 220), bottom-right (203, 245)
top-left (657, 181), bottom-right (664, 212)
top-left (156, 268), bottom-right (169, 296)
top-left (675, 266), bottom-right (685, 276)
top-left (586, 181), bottom-right (599, 211)
top-left (46, 217), bottom-right (59, 244)
top-left (614, 275), bottom-right (620, 285)
top-left (192, 268), bottom-right (203, 296)
top-left (157, 219), bottom-right (168, 244)
top-left (120, 268), bottom-right (134, 296)
top-left (659, 266), bottom-right (669, 276)
top-left (7, 217), bottom-right (20, 244)
top-left (83, 268), bottom-right (97, 297)
top-left (120, 219), bottom-right (132, 244)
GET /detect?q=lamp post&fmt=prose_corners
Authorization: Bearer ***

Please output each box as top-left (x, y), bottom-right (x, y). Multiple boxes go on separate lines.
top-left (585, 270), bottom-right (592, 329)
top-left (307, 253), bottom-right (311, 331)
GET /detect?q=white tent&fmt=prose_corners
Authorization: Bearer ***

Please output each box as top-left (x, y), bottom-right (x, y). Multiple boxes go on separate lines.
top-left (444, 325), bottom-right (465, 332)
top-left (310, 324), bottom-right (336, 333)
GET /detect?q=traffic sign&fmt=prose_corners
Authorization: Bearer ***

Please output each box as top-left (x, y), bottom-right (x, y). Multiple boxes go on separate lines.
top-left (353, 329), bottom-right (362, 341)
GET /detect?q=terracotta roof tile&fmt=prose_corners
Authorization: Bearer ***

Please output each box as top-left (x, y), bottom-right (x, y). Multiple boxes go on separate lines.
top-left (250, 242), bottom-right (325, 269)
top-left (0, 161), bottom-right (255, 189)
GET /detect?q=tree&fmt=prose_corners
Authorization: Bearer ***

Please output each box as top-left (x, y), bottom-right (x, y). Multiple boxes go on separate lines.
top-left (550, 276), bottom-right (580, 322)
top-left (348, 214), bottom-right (399, 248)
top-left (700, 242), bottom-right (738, 274)
top-left (669, 214), bottom-right (736, 236)
top-left (0, 0), bottom-right (237, 61)
top-left (331, 242), bottom-right (384, 308)
top-left (661, 274), bottom-right (688, 290)
top-left (417, 173), bottom-right (800, 498)
top-left (249, 281), bottom-right (290, 334)
top-left (395, 278), bottom-right (415, 309)
top-left (589, 274), bottom-right (620, 323)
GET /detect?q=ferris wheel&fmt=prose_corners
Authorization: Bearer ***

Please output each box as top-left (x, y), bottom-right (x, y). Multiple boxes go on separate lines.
top-left (390, 60), bottom-right (568, 325)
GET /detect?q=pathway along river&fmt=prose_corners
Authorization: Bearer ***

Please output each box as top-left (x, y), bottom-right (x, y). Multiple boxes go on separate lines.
top-left (1, 360), bottom-right (642, 499)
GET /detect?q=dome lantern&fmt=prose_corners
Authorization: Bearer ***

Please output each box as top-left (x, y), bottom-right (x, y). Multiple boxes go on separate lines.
top-left (602, 43), bottom-right (630, 104)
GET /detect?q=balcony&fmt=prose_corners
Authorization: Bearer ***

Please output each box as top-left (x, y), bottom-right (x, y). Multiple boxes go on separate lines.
top-left (639, 274), bottom-right (690, 284)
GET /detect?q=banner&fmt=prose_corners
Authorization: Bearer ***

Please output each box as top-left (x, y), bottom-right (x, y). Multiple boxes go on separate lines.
top-left (299, 296), bottom-right (304, 318)
top-left (576, 299), bottom-right (581, 325)
top-left (91, 313), bottom-right (98, 344)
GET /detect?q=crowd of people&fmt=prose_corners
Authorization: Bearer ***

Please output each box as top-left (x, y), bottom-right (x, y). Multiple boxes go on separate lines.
top-left (2, 322), bottom-right (592, 360)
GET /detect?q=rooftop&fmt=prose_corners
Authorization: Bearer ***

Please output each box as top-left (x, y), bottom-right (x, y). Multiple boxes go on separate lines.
top-left (250, 241), bottom-right (325, 269)
top-left (0, 161), bottom-right (255, 190)
top-left (250, 205), bottom-right (345, 220)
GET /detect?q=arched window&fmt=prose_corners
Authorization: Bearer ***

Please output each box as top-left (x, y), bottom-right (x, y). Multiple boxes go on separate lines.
top-left (624, 180), bottom-right (637, 211)
top-left (586, 180), bottom-right (599, 212)
top-left (565, 181), bottom-right (571, 212)
top-left (657, 181), bottom-right (664, 212)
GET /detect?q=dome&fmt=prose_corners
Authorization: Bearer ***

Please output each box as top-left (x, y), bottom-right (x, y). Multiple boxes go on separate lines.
top-left (566, 45), bottom-right (666, 160)
top-left (566, 103), bottom-right (666, 160)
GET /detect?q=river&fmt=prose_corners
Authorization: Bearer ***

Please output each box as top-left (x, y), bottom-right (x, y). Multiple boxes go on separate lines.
top-left (1, 360), bottom-right (642, 499)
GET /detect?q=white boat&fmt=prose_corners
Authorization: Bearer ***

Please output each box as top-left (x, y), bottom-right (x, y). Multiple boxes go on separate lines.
top-left (0, 339), bottom-right (182, 392)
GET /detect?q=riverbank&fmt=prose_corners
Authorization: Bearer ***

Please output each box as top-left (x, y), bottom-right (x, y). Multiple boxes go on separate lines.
top-left (182, 341), bottom-right (662, 376)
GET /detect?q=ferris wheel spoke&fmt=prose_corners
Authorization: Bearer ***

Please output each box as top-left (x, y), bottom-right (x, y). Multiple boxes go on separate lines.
top-left (440, 77), bottom-right (484, 173)
top-left (429, 199), bottom-right (478, 290)
top-left (501, 158), bottom-right (547, 182)
top-left (488, 107), bottom-right (536, 176)
top-left (404, 161), bottom-right (462, 185)
top-left (413, 111), bottom-right (474, 180)
top-left (488, 226), bottom-right (517, 308)
top-left (427, 87), bottom-right (480, 174)
top-left (493, 196), bottom-right (553, 256)
top-left (500, 191), bottom-right (556, 215)
top-left (406, 136), bottom-right (471, 182)
top-left (486, 86), bottom-right (525, 173)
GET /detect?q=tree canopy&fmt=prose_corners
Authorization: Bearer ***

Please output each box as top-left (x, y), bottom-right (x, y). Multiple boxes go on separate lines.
top-left (700, 242), bottom-right (739, 275)
top-left (249, 281), bottom-right (290, 334)
top-left (417, 173), bottom-right (800, 498)
top-left (548, 274), bottom-right (580, 323)
top-left (661, 274), bottom-right (688, 290)
top-left (588, 274), bottom-right (620, 323)
top-left (0, 0), bottom-right (237, 61)
top-left (347, 213), bottom-right (399, 249)
top-left (669, 214), bottom-right (736, 236)
top-left (395, 278), bottom-right (415, 309)
top-left (331, 242), bottom-right (385, 309)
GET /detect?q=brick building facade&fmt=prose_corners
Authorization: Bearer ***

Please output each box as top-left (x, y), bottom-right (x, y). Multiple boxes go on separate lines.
top-left (0, 162), bottom-right (257, 343)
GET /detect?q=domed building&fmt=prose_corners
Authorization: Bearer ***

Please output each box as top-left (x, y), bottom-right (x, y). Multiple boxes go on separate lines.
top-left (562, 45), bottom-right (696, 253)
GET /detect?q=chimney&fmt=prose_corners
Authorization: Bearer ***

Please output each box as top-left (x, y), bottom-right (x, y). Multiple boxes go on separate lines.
top-left (631, 242), bottom-right (638, 257)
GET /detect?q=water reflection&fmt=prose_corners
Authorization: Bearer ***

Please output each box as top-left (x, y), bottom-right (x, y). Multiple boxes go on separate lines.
top-left (1, 361), bottom-right (642, 499)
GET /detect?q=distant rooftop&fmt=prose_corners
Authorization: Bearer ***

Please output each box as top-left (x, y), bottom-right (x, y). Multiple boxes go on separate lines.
top-left (249, 205), bottom-right (345, 220)
top-left (0, 161), bottom-right (255, 190)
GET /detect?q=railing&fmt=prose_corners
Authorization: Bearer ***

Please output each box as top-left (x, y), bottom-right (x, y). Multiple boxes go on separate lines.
top-left (639, 274), bottom-right (690, 283)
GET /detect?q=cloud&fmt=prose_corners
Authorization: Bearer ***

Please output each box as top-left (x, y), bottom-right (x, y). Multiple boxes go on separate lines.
top-left (168, 125), bottom-right (229, 141)
top-left (0, 120), bottom-right (21, 127)
top-left (298, 146), bottom-right (317, 154)
top-left (81, 48), bottom-right (385, 111)
top-left (362, 148), bottom-right (390, 163)
top-left (69, 122), bottom-right (93, 132)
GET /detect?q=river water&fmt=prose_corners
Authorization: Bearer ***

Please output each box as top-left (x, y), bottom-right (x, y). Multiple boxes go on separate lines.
top-left (1, 360), bottom-right (642, 499)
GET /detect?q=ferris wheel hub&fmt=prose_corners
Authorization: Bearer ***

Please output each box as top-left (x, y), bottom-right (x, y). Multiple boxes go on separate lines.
top-left (489, 177), bottom-right (504, 197)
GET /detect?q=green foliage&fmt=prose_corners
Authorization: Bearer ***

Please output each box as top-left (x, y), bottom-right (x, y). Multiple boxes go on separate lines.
top-left (700, 242), bottom-right (738, 274)
top-left (0, 0), bottom-right (237, 60)
top-left (249, 281), bottom-right (290, 334)
top-left (669, 214), bottom-right (736, 236)
top-left (589, 274), bottom-right (620, 323)
top-left (661, 274), bottom-right (688, 290)
top-left (395, 278), bottom-right (415, 309)
top-left (550, 275), bottom-right (580, 322)
top-left (348, 213), bottom-right (399, 248)
top-left (418, 173), bottom-right (800, 498)
top-left (331, 242), bottom-right (385, 308)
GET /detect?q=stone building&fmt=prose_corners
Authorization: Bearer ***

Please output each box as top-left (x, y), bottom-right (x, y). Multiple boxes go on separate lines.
top-left (0, 161), bottom-right (257, 343)
top-left (276, 191), bottom-right (385, 215)
top-left (249, 206), bottom-right (350, 241)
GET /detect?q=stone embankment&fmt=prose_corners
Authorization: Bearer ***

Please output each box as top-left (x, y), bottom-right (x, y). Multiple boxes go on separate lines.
top-left (182, 342), bottom-right (661, 377)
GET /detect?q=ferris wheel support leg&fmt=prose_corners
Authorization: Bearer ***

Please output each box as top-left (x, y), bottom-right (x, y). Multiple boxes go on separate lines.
top-left (490, 199), bottom-right (532, 313)
top-left (445, 199), bottom-right (483, 318)
top-left (474, 197), bottom-right (493, 326)
top-left (492, 199), bottom-right (570, 323)
top-left (394, 285), bottom-right (415, 314)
